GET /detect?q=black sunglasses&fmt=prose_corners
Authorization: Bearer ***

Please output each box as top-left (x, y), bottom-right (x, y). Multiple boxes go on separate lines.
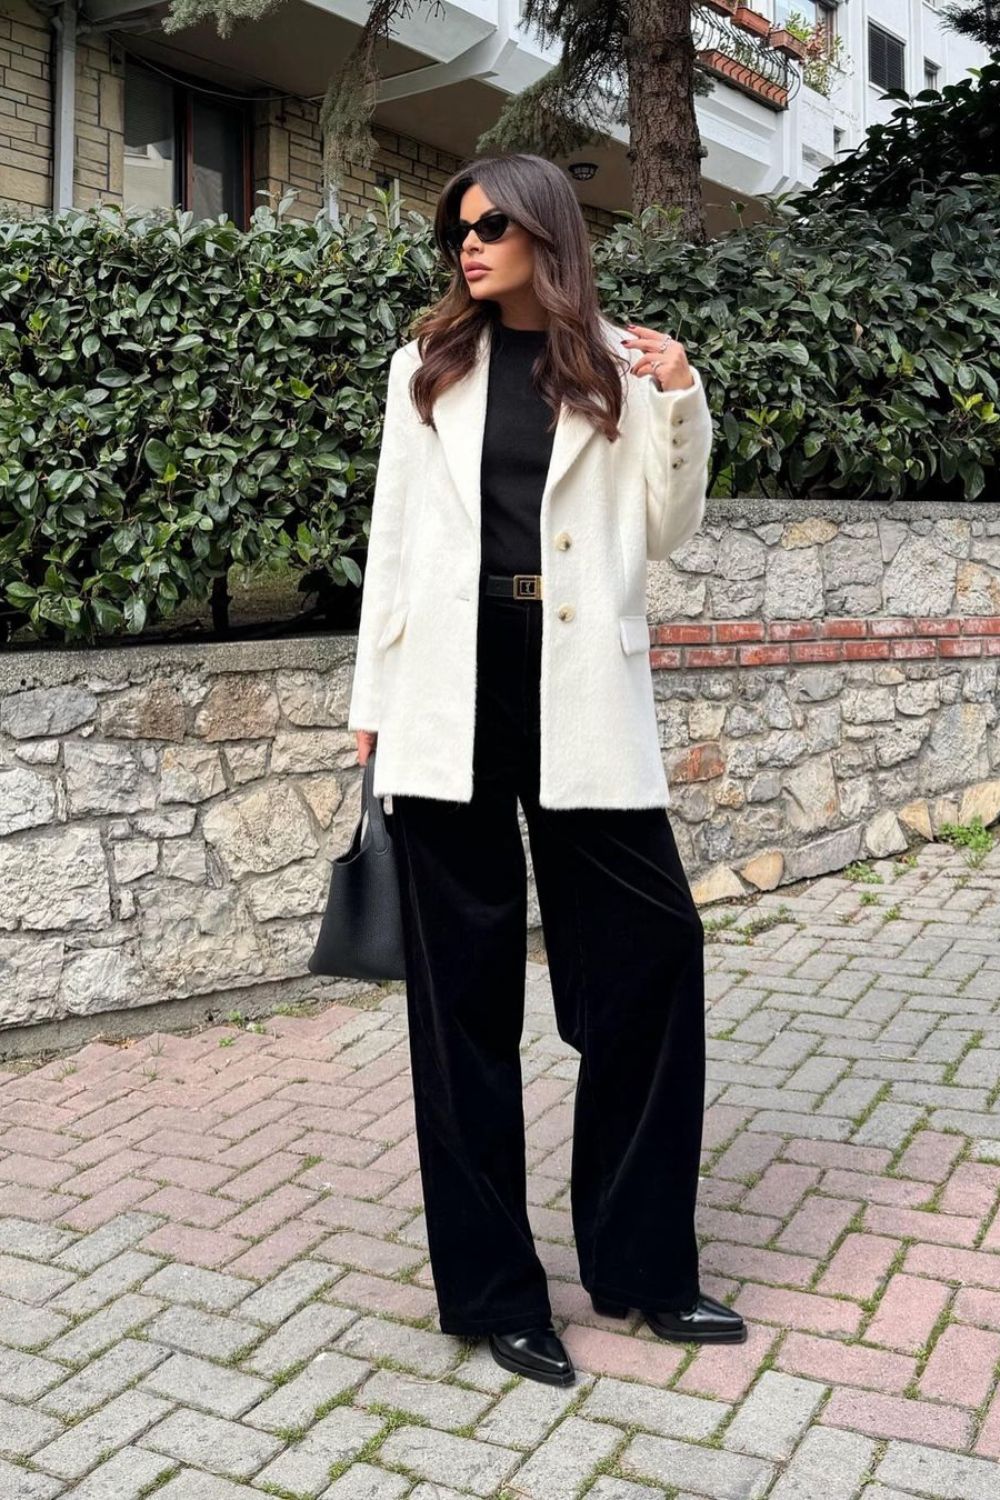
top-left (443, 210), bottom-right (514, 257)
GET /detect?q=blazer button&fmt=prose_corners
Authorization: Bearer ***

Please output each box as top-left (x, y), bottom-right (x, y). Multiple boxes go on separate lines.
top-left (671, 457), bottom-right (687, 468)
top-left (554, 531), bottom-right (572, 549)
top-left (557, 603), bottom-right (575, 621)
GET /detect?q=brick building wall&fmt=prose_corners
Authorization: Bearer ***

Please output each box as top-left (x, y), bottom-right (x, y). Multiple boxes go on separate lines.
top-left (0, 2), bottom-right (122, 216)
top-left (73, 30), bottom-right (123, 210)
top-left (253, 95), bottom-right (618, 239)
top-left (0, 0), bottom-right (51, 213)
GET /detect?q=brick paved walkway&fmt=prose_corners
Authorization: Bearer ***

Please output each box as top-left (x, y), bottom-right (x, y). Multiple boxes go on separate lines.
top-left (2, 839), bottom-right (1000, 1499)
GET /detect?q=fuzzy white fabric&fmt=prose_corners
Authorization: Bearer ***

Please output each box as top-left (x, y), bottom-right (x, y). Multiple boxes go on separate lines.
top-left (347, 315), bottom-right (713, 809)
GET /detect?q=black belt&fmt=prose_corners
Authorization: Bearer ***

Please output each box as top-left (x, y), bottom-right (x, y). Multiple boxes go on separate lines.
top-left (482, 573), bottom-right (544, 599)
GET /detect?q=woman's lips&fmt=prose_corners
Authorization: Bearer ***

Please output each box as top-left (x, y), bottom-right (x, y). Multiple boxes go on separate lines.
top-left (465, 268), bottom-right (490, 279)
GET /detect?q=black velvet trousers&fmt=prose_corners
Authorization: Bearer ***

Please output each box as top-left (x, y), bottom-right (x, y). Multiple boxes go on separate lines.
top-left (387, 580), bottom-right (707, 1337)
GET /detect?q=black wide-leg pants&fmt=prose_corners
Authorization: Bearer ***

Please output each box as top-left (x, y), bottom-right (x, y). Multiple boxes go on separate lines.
top-left (387, 580), bottom-right (707, 1337)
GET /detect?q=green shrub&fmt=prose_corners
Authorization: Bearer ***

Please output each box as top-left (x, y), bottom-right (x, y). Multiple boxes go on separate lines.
top-left (0, 197), bottom-right (437, 643)
top-left (594, 177), bottom-right (1000, 504)
top-left (792, 60), bottom-right (1000, 210)
top-left (2, 175), bottom-right (999, 644)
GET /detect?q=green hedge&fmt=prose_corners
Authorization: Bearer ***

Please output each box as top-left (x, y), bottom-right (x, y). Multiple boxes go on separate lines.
top-left (793, 60), bottom-right (1000, 210)
top-left (596, 176), bottom-right (999, 506)
top-left (2, 178), bottom-right (998, 644)
top-left (0, 201), bottom-right (439, 643)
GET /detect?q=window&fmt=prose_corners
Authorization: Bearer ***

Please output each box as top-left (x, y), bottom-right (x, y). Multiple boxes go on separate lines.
top-left (124, 65), bottom-right (175, 214)
top-left (816, 0), bottom-right (836, 46)
top-left (124, 60), bottom-right (251, 227)
top-left (771, 0), bottom-right (835, 43)
top-left (772, 0), bottom-right (810, 28)
top-left (868, 23), bottom-right (906, 92)
top-left (924, 58), bottom-right (940, 90)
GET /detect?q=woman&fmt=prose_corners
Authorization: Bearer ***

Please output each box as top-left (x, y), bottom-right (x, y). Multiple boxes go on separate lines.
top-left (348, 153), bottom-right (746, 1386)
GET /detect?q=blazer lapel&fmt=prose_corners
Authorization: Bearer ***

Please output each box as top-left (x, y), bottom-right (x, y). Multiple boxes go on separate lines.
top-left (430, 319), bottom-right (619, 533)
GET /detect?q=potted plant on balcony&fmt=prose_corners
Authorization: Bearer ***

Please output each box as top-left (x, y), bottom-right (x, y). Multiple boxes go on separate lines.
top-left (733, 4), bottom-right (773, 37)
top-left (769, 25), bottom-right (808, 59)
top-left (697, 31), bottom-right (791, 110)
top-left (781, 9), bottom-right (850, 95)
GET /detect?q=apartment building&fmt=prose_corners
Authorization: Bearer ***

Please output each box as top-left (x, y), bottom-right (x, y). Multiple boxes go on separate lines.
top-left (0, 0), bottom-right (989, 236)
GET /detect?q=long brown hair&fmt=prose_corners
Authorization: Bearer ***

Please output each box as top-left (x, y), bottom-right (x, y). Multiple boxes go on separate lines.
top-left (407, 154), bottom-right (628, 443)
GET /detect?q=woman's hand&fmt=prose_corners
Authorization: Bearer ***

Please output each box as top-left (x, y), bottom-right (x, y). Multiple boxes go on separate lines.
top-left (624, 322), bottom-right (695, 392)
top-left (356, 729), bottom-right (378, 765)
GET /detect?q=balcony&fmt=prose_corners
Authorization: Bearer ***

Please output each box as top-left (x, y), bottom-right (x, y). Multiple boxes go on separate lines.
top-left (693, 0), bottom-right (804, 111)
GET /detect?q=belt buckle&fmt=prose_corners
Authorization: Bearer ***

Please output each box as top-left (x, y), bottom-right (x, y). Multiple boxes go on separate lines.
top-left (512, 574), bottom-right (542, 599)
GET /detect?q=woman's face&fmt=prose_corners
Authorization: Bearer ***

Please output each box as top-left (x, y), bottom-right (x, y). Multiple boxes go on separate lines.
top-left (451, 183), bottom-right (535, 303)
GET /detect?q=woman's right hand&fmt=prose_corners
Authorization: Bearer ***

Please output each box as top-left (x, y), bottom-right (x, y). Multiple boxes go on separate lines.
top-left (356, 729), bottom-right (378, 766)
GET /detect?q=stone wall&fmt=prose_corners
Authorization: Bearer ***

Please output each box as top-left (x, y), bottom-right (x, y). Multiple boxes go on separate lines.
top-left (652, 501), bottom-right (1000, 902)
top-left (2, 501), bottom-right (999, 1038)
top-left (0, 636), bottom-right (363, 1038)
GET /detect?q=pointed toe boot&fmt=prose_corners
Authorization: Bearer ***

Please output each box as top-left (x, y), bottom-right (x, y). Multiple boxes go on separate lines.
top-left (488, 1323), bottom-right (575, 1385)
top-left (591, 1292), bottom-right (747, 1344)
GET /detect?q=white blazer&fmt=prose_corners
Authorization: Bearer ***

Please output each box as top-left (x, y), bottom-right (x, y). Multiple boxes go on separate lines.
top-left (347, 315), bottom-right (713, 809)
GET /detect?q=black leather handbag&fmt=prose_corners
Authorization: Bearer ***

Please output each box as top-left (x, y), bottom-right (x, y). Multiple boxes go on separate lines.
top-left (307, 746), bottom-right (407, 981)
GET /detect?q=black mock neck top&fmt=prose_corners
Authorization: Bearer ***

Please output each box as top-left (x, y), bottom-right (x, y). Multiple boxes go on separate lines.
top-left (479, 318), bottom-right (555, 578)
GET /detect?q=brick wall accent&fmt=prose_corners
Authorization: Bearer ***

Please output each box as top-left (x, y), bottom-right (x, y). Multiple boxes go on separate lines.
top-left (653, 617), bottom-right (1000, 670)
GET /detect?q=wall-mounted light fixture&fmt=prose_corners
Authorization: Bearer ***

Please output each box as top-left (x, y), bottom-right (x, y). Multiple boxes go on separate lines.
top-left (568, 162), bottom-right (598, 181)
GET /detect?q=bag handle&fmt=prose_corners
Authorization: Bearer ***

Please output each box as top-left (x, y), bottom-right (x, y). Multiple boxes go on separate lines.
top-left (360, 746), bottom-right (393, 854)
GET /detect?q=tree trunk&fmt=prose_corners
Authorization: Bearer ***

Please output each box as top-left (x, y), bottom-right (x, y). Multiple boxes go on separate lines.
top-left (626, 0), bottom-right (706, 243)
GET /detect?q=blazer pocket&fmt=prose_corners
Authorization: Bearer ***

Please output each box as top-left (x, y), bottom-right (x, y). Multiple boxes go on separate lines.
top-left (377, 602), bottom-right (409, 651)
top-left (619, 613), bottom-right (651, 655)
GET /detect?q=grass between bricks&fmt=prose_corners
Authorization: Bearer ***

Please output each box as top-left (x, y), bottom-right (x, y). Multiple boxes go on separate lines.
top-left (855, 1441), bottom-right (892, 1491)
top-left (576, 1418), bottom-right (668, 1494)
top-left (852, 1078), bottom-right (892, 1131)
top-left (323, 1405), bottom-right (415, 1486)
top-left (141, 1466), bottom-right (182, 1495)
top-left (906, 1299), bottom-right (958, 1390)
top-left (938, 815), bottom-right (995, 868)
top-left (855, 1238), bottom-right (911, 1324)
top-left (941, 1029), bottom-right (985, 1086)
top-left (883, 1108), bottom-right (936, 1180)
top-left (702, 904), bottom-right (798, 944)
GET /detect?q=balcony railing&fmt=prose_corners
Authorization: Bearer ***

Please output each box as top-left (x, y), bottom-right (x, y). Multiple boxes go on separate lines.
top-left (692, 2), bottom-right (803, 110)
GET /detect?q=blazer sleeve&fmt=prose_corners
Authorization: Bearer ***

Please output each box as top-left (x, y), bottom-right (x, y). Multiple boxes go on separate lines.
top-left (643, 364), bottom-right (714, 562)
top-left (346, 347), bottom-right (413, 733)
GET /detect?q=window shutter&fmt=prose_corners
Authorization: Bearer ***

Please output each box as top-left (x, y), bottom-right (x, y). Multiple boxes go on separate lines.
top-left (869, 23), bottom-right (905, 91)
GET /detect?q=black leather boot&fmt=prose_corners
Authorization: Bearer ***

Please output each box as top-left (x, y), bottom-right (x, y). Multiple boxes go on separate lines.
top-left (591, 1292), bottom-right (747, 1344)
top-left (488, 1324), bottom-right (575, 1384)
